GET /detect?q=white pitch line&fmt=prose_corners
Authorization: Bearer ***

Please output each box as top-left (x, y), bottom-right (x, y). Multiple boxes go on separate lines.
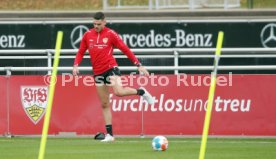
top-left (114, 140), bottom-right (276, 144)
top-left (0, 139), bottom-right (275, 144)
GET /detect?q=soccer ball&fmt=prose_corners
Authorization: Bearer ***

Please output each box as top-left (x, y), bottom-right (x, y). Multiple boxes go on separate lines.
top-left (152, 136), bottom-right (168, 151)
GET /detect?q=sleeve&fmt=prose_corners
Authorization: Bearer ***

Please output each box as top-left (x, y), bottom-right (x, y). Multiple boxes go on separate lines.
top-left (110, 30), bottom-right (141, 66)
top-left (73, 33), bottom-right (88, 66)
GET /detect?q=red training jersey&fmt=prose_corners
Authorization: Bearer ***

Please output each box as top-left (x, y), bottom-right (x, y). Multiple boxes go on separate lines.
top-left (74, 27), bottom-right (140, 75)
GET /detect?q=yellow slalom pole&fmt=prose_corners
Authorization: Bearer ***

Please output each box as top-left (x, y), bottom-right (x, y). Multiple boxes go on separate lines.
top-left (199, 31), bottom-right (224, 159)
top-left (38, 31), bottom-right (63, 159)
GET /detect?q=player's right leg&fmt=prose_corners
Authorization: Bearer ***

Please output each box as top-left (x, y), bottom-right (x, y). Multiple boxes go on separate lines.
top-left (95, 84), bottom-right (115, 142)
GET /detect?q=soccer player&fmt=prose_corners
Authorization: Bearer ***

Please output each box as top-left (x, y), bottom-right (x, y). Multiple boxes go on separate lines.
top-left (73, 12), bottom-right (154, 142)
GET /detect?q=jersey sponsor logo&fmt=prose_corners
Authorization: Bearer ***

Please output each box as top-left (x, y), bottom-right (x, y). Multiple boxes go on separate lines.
top-left (21, 86), bottom-right (48, 124)
top-left (70, 25), bottom-right (89, 49)
top-left (89, 43), bottom-right (93, 49)
top-left (261, 23), bottom-right (276, 48)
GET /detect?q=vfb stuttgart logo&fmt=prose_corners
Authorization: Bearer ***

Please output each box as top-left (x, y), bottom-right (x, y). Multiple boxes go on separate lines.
top-left (21, 86), bottom-right (48, 124)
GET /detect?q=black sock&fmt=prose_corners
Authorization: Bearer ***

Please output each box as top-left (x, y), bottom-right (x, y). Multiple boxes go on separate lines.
top-left (106, 124), bottom-right (113, 136)
top-left (137, 89), bottom-right (145, 96)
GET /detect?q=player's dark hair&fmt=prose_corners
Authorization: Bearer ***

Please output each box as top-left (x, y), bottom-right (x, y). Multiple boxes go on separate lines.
top-left (93, 12), bottom-right (105, 20)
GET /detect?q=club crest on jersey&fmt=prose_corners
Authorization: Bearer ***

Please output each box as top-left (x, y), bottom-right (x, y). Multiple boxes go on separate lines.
top-left (103, 38), bottom-right (108, 44)
top-left (21, 86), bottom-right (48, 124)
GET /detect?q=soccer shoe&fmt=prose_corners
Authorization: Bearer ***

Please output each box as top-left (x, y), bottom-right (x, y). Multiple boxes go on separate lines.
top-left (100, 134), bottom-right (115, 142)
top-left (140, 87), bottom-right (154, 104)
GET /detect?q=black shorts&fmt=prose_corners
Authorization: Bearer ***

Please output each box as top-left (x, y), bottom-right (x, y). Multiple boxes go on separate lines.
top-left (94, 67), bottom-right (121, 84)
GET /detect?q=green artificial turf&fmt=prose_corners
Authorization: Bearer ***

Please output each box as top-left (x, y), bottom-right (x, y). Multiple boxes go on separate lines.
top-left (0, 137), bottom-right (276, 159)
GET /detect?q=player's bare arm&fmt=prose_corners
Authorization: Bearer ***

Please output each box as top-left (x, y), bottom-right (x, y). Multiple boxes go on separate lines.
top-left (138, 65), bottom-right (149, 76)
top-left (72, 64), bottom-right (79, 76)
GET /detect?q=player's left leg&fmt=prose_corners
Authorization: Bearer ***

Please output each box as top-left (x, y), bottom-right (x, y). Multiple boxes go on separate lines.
top-left (109, 75), bottom-right (154, 104)
top-left (109, 75), bottom-right (137, 96)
